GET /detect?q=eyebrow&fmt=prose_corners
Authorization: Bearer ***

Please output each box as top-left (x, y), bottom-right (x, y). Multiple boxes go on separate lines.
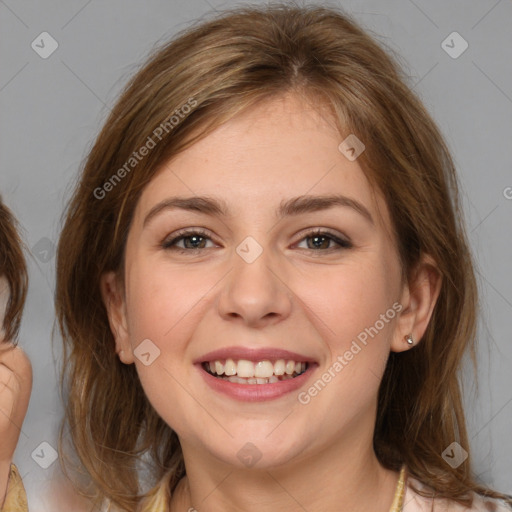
top-left (143, 194), bottom-right (374, 227)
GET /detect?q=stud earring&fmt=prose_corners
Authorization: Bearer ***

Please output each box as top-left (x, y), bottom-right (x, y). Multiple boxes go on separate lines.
top-left (404, 334), bottom-right (414, 346)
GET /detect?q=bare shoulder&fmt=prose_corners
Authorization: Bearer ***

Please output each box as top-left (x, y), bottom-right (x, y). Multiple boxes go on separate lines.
top-left (404, 476), bottom-right (512, 511)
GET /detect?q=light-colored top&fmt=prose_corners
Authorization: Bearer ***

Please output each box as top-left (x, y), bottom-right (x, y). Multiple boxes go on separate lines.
top-left (403, 473), bottom-right (512, 512)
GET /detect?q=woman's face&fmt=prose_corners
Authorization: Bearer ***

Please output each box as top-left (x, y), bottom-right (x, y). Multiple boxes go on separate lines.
top-left (103, 93), bottom-right (419, 470)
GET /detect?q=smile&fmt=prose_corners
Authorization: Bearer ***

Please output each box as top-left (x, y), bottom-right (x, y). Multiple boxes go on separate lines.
top-left (196, 347), bottom-right (317, 401)
top-left (202, 359), bottom-right (308, 384)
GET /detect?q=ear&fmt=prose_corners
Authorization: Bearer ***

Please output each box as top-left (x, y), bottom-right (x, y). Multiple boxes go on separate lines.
top-left (391, 255), bottom-right (442, 353)
top-left (100, 271), bottom-right (134, 364)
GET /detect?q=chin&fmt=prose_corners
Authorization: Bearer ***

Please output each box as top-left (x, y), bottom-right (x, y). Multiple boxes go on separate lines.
top-left (201, 430), bottom-right (310, 471)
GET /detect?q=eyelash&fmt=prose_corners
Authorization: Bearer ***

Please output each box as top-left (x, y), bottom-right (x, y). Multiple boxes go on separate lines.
top-left (161, 228), bottom-right (352, 254)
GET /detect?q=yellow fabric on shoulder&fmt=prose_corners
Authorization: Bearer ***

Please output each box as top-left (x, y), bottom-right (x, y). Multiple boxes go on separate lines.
top-left (138, 469), bottom-right (173, 512)
top-left (1, 464), bottom-right (28, 512)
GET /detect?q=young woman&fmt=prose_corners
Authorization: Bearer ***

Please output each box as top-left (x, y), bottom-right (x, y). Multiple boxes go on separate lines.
top-left (52, 3), bottom-right (511, 511)
top-left (0, 197), bottom-right (32, 511)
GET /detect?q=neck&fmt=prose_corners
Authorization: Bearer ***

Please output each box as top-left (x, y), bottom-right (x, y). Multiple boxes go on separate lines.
top-left (171, 419), bottom-right (400, 512)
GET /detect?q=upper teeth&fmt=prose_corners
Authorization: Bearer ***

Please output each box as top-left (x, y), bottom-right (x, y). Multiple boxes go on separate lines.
top-left (206, 359), bottom-right (306, 378)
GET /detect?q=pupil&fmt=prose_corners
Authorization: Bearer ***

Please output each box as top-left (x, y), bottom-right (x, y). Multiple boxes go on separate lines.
top-left (185, 236), bottom-right (204, 249)
top-left (310, 235), bottom-right (328, 249)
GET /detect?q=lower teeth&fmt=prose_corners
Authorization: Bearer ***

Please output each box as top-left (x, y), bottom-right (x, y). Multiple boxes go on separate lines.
top-left (213, 372), bottom-right (303, 384)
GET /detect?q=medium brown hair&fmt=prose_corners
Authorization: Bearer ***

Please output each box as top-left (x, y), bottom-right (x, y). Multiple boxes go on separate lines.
top-left (55, 3), bottom-right (510, 509)
top-left (0, 196), bottom-right (28, 342)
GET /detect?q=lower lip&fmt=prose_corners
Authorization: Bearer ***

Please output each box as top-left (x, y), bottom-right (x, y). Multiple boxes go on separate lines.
top-left (197, 364), bottom-right (317, 402)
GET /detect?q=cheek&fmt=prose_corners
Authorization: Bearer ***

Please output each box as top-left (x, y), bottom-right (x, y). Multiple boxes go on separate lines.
top-left (122, 260), bottom-right (207, 434)
top-left (284, 259), bottom-right (400, 441)
top-left (123, 257), bottom-right (219, 414)
top-left (295, 257), bottom-right (399, 356)
top-left (294, 261), bottom-right (399, 423)
top-left (125, 257), bottom-right (214, 341)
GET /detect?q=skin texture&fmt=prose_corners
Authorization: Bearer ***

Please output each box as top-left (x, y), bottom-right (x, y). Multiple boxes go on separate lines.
top-left (102, 92), bottom-right (442, 512)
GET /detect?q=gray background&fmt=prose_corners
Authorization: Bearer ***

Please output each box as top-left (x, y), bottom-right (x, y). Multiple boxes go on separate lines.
top-left (1, 0), bottom-right (511, 509)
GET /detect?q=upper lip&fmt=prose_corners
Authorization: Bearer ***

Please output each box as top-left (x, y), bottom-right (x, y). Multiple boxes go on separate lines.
top-left (195, 346), bottom-right (316, 364)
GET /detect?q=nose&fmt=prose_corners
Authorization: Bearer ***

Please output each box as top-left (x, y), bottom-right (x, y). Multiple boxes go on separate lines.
top-left (216, 245), bottom-right (293, 328)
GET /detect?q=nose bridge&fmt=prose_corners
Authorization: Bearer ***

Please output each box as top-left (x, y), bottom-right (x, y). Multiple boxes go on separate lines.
top-left (216, 235), bottom-right (292, 326)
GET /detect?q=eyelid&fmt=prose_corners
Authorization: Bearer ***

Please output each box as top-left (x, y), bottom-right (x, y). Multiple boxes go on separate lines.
top-left (294, 227), bottom-right (351, 244)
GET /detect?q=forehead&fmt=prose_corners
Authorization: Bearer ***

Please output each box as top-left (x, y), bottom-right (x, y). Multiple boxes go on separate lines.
top-left (135, 93), bottom-right (388, 228)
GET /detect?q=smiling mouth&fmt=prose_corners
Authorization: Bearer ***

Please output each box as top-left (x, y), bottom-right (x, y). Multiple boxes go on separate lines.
top-left (202, 358), bottom-right (308, 384)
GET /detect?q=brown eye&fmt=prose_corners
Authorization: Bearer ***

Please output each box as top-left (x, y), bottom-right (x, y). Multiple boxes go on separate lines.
top-left (162, 229), bottom-right (215, 251)
top-left (297, 229), bottom-right (352, 252)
